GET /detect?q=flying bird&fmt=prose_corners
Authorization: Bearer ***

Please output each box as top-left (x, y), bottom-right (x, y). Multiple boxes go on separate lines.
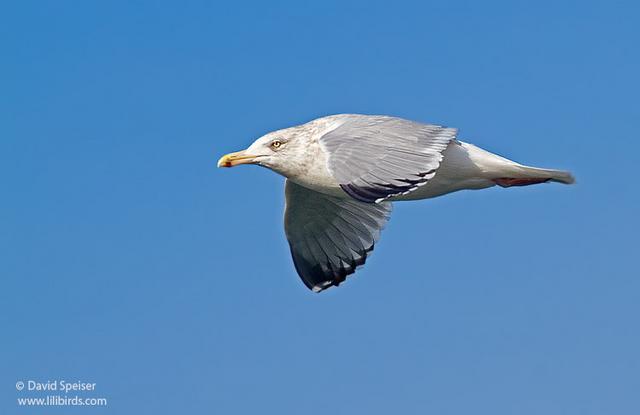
top-left (218, 114), bottom-right (574, 292)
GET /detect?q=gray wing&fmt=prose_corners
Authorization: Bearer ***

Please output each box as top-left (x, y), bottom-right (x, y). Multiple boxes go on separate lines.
top-left (284, 180), bottom-right (392, 292)
top-left (320, 115), bottom-right (457, 203)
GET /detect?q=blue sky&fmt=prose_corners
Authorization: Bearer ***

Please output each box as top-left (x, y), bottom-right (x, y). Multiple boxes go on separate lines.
top-left (1, 0), bottom-right (639, 413)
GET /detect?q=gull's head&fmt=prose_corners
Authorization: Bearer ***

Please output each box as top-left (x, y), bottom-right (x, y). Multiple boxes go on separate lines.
top-left (217, 125), bottom-right (314, 178)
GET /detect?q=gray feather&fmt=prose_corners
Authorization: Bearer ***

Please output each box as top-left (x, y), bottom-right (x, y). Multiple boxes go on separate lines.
top-left (320, 115), bottom-right (457, 203)
top-left (284, 180), bottom-right (392, 292)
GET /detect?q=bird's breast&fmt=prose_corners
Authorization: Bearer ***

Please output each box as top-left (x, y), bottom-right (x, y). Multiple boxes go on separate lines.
top-left (285, 139), bottom-right (345, 198)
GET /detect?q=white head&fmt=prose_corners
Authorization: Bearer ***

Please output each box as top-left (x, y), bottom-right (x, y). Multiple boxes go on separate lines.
top-left (217, 124), bottom-right (315, 178)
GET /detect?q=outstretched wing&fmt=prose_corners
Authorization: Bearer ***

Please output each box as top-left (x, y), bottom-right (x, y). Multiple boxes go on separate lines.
top-left (284, 180), bottom-right (392, 292)
top-left (320, 115), bottom-right (457, 203)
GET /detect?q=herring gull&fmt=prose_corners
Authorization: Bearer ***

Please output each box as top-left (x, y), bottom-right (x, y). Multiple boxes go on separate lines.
top-left (218, 114), bottom-right (574, 292)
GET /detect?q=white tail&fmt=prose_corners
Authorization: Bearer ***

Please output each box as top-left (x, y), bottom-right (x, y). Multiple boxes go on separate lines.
top-left (395, 142), bottom-right (575, 198)
top-left (514, 165), bottom-right (575, 185)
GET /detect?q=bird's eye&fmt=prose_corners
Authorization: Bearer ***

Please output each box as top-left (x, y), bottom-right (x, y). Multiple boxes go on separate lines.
top-left (270, 140), bottom-right (283, 149)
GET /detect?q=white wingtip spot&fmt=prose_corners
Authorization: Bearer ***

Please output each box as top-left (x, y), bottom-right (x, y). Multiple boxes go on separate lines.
top-left (312, 281), bottom-right (333, 293)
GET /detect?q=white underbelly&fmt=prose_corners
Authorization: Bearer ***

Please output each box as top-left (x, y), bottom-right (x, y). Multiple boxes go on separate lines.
top-left (392, 141), bottom-right (502, 201)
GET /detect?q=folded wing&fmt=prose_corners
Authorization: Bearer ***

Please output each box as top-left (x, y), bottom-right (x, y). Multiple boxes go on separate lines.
top-left (320, 115), bottom-right (457, 203)
top-left (284, 180), bottom-right (392, 292)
